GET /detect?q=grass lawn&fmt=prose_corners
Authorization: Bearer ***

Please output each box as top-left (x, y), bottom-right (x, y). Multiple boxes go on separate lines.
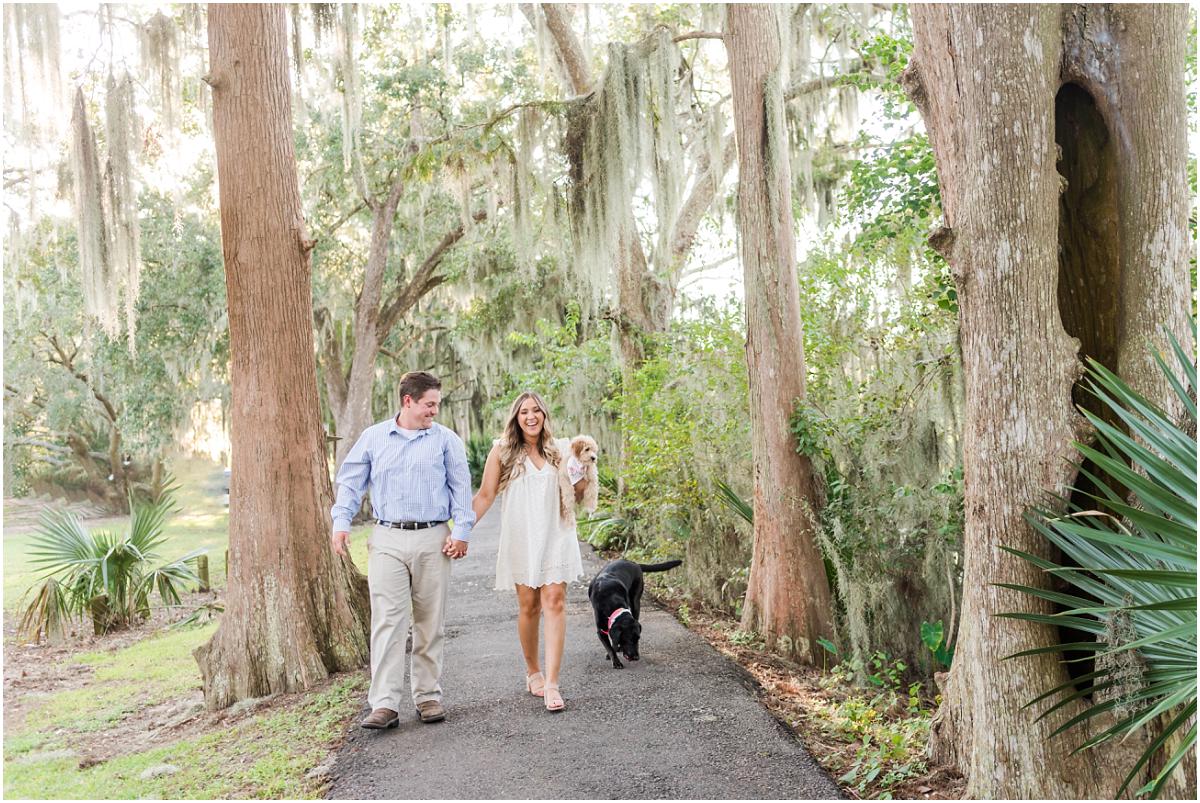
top-left (3, 454), bottom-right (373, 799)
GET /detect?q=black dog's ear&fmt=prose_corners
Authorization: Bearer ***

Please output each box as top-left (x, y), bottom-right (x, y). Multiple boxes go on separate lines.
top-left (636, 622), bottom-right (643, 634)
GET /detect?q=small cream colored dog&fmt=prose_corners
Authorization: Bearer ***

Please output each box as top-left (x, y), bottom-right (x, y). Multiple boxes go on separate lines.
top-left (557, 435), bottom-right (600, 522)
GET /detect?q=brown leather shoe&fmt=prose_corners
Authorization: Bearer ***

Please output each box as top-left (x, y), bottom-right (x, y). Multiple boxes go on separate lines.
top-left (415, 700), bottom-right (446, 723)
top-left (360, 707), bottom-right (399, 730)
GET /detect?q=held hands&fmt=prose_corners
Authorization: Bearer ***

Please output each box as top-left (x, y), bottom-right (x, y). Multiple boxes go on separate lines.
top-left (442, 534), bottom-right (468, 559)
top-left (331, 530), bottom-right (350, 556)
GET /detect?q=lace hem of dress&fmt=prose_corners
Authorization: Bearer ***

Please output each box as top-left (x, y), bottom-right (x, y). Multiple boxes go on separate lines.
top-left (494, 567), bottom-right (584, 591)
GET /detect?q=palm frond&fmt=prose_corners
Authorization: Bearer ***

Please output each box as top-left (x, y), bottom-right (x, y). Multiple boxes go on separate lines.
top-left (140, 549), bottom-right (205, 607)
top-left (17, 578), bottom-right (77, 643)
top-left (1003, 334), bottom-right (1197, 799)
top-left (17, 484), bottom-right (199, 638)
top-left (715, 480), bottom-right (754, 525)
top-left (27, 508), bottom-right (99, 570)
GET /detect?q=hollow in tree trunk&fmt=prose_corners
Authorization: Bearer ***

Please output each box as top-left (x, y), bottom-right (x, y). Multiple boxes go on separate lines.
top-left (904, 4), bottom-right (1194, 796)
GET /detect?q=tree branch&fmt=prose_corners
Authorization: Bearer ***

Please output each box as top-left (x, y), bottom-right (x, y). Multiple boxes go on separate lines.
top-left (665, 132), bottom-right (737, 273)
top-left (318, 200), bottom-right (367, 240)
top-left (11, 437), bottom-right (109, 462)
top-left (783, 58), bottom-right (881, 101)
top-left (43, 335), bottom-right (120, 424)
top-left (673, 31), bottom-right (723, 43)
top-left (377, 209), bottom-right (488, 336)
top-left (538, 4), bottom-right (595, 94)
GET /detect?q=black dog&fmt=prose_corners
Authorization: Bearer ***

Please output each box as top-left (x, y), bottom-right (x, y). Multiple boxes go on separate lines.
top-left (588, 559), bottom-right (682, 668)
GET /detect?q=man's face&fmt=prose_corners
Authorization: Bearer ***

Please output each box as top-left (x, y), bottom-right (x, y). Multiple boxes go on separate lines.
top-left (404, 389), bottom-right (441, 429)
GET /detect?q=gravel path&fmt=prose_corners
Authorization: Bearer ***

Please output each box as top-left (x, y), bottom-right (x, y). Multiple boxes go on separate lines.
top-left (328, 510), bottom-right (841, 800)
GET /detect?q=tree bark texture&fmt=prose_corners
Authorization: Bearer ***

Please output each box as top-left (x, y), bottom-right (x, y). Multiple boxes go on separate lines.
top-left (726, 4), bottom-right (835, 665)
top-left (905, 4), bottom-right (1193, 797)
top-left (196, 3), bottom-right (369, 710)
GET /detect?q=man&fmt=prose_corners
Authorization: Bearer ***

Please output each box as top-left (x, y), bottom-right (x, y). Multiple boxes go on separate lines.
top-left (330, 371), bottom-right (474, 730)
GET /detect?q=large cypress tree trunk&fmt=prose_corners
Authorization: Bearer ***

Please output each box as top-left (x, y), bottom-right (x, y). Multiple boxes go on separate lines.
top-left (725, 4), bottom-right (834, 665)
top-left (904, 4), bottom-right (1193, 797)
top-left (195, 3), bottom-right (370, 710)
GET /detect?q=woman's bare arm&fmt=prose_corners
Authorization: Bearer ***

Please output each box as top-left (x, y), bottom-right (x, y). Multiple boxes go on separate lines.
top-left (472, 446), bottom-right (502, 521)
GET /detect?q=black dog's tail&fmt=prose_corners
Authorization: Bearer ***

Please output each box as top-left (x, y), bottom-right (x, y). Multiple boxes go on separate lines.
top-left (639, 559), bottom-right (683, 573)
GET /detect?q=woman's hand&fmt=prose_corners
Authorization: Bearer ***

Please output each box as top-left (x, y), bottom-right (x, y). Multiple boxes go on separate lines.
top-left (442, 535), bottom-right (468, 559)
top-left (574, 478), bottom-right (588, 504)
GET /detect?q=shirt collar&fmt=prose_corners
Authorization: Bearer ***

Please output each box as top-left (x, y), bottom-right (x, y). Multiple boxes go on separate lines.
top-left (390, 416), bottom-right (432, 437)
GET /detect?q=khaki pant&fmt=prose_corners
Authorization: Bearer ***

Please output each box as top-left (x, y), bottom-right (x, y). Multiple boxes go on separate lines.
top-left (366, 523), bottom-right (451, 712)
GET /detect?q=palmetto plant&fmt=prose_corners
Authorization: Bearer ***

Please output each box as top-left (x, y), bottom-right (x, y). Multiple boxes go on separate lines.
top-left (1000, 333), bottom-right (1196, 798)
top-left (18, 490), bottom-right (205, 642)
top-left (715, 479), bottom-right (754, 525)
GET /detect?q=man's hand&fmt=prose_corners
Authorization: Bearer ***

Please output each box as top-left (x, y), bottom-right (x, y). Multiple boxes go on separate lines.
top-left (331, 530), bottom-right (350, 557)
top-left (442, 535), bottom-right (468, 559)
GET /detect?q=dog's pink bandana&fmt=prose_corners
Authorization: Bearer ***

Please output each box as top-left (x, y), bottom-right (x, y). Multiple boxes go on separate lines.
top-left (601, 608), bottom-right (631, 635)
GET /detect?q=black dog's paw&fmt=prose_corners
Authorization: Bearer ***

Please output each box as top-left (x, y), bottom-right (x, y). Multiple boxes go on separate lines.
top-left (612, 660), bottom-right (624, 669)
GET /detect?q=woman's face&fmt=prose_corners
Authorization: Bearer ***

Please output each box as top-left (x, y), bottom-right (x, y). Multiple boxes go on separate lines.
top-left (516, 398), bottom-right (545, 439)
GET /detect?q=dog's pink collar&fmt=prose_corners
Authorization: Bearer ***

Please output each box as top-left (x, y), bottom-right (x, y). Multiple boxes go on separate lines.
top-left (601, 608), bottom-right (631, 635)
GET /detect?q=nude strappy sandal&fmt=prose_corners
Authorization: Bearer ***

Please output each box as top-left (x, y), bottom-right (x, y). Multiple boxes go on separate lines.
top-left (525, 671), bottom-right (545, 697)
top-left (543, 683), bottom-right (565, 712)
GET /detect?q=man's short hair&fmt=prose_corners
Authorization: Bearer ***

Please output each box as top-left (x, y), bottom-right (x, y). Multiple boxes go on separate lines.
top-left (398, 371), bottom-right (441, 404)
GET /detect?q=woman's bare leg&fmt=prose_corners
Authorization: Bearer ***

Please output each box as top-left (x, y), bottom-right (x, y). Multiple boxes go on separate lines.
top-left (540, 582), bottom-right (567, 686)
top-left (515, 584), bottom-right (542, 675)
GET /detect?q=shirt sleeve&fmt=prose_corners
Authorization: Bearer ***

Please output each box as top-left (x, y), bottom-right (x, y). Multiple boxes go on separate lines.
top-left (445, 431), bottom-right (476, 542)
top-left (331, 434), bottom-right (372, 532)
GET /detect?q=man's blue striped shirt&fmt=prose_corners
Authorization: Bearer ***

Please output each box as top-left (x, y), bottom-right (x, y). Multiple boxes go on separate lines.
top-left (331, 418), bottom-right (476, 540)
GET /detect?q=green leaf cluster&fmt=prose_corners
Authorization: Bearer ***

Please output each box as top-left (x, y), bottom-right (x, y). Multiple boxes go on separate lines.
top-left (1003, 332), bottom-right (1196, 798)
top-left (18, 487), bottom-right (205, 642)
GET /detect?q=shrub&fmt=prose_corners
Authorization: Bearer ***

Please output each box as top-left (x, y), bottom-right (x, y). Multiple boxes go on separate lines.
top-left (18, 490), bottom-right (204, 642)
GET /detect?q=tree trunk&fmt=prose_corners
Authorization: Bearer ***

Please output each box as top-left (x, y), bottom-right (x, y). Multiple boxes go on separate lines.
top-left (195, 2), bottom-right (369, 710)
top-left (329, 174), bottom-right (403, 468)
top-left (326, 197), bottom-right (484, 469)
top-left (725, 4), bottom-right (834, 665)
top-left (904, 4), bottom-right (1194, 797)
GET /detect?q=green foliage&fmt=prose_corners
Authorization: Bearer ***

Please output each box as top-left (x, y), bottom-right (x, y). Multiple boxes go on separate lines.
top-left (501, 300), bottom-right (619, 419)
top-left (615, 301), bottom-right (754, 609)
top-left (577, 510), bottom-right (634, 552)
top-left (465, 434), bottom-right (493, 488)
top-left (17, 490), bottom-right (204, 641)
top-left (4, 191), bottom-right (227, 497)
top-left (794, 384), bottom-right (963, 678)
top-left (832, 696), bottom-right (930, 800)
top-left (821, 649), bottom-right (935, 799)
top-left (919, 619), bottom-right (954, 668)
top-left (848, 20), bottom-right (916, 119)
top-left (791, 26), bottom-right (963, 677)
top-left (831, 651), bottom-right (909, 691)
top-left (1003, 335), bottom-right (1196, 799)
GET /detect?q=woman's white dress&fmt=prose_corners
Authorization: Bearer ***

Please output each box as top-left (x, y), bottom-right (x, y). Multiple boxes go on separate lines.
top-left (494, 449), bottom-right (584, 590)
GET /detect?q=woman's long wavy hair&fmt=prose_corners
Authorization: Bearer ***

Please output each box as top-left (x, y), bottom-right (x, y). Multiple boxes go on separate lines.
top-left (496, 391), bottom-right (562, 493)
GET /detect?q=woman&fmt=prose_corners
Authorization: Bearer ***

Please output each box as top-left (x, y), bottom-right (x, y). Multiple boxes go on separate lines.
top-left (472, 391), bottom-right (587, 713)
